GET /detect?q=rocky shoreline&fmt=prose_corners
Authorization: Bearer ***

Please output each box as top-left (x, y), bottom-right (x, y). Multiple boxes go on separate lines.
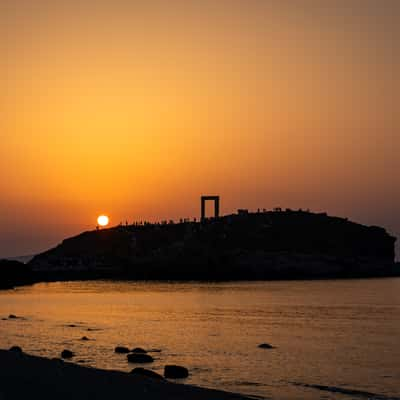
top-left (0, 349), bottom-right (254, 400)
top-left (0, 260), bottom-right (35, 290)
top-left (1, 259), bottom-right (399, 291)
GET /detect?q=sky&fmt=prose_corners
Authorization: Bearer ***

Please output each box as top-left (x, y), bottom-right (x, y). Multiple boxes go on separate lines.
top-left (0, 0), bottom-right (399, 258)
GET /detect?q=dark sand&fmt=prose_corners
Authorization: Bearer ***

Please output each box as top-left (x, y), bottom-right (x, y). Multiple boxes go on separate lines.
top-left (0, 350), bottom-right (256, 400)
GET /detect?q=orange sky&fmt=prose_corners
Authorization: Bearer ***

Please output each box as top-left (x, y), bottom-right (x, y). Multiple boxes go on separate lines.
top-left (1, 0), bottom-right (399, 257)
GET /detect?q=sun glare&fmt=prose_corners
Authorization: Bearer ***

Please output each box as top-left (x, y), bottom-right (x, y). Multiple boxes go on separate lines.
top-left (97, 215), bottom-right (109, 227)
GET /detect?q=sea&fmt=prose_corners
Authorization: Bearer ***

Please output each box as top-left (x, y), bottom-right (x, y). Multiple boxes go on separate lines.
top-left (0, 278), bottom-right (399, 399)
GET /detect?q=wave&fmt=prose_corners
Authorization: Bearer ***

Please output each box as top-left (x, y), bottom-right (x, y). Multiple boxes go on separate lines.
top-left (291, 382), bottom-right (400, 399)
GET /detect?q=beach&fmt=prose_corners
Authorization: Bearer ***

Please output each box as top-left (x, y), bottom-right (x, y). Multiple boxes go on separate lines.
top-left (0, 349), bottom-right (253, 400)
top-left (1, 279), bottom-right (399, 399)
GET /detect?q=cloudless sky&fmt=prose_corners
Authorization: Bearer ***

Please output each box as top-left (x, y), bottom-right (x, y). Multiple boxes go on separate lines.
top-left (0, 0), bottom-right (399, 257)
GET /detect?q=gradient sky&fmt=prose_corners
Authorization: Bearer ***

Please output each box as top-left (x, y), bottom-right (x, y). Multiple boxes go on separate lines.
top-left (1, 0), bottom-right (399, 258)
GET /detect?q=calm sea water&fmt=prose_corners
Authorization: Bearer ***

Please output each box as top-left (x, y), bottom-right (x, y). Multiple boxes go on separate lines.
top-left (0, 279), bottom-right (399, 399)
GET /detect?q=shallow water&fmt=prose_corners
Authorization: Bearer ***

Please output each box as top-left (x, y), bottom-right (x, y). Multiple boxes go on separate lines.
top-left (0, 278), bottom-right (399, 399)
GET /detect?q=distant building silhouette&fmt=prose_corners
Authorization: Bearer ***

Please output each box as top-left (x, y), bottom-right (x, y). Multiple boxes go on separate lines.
top-left (237, 209), bottom-right (249, 216)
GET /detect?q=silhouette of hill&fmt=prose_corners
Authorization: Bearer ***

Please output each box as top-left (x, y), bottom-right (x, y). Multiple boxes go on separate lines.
top-left (28, 210), bottom-right (398, 281)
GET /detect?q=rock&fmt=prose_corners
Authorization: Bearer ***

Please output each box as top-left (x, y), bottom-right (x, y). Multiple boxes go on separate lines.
top-left (258, 343), bottom-right (274, 349)
top-left (131, 347), bottom-right (147, 354)
top-left (67, 324), bottom-right (77, 328)
top-left (130, 368), bottom-right (164, 380)
top-left (61, 350), bottom-right (74, 359)
top-left (164, 365), bottom-right (189, 379)
top-left (127, 353), bottom-right (154, 363)
top-left (9, 346), bottom-right (22, 354)
top-left (0, 260), bottom-right (34, 289)
top-left (115, 346), bottom-right (130, 354)
top-left (80, 336), bottom-right (90, 341)
top-left (8, 315), bottom-right (18, 319)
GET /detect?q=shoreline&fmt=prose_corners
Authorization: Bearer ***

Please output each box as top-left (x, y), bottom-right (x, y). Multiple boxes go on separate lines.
top-left (0, 349), bottom-right (256, 400)
top-left (1, 269), bottom-right (400, 291)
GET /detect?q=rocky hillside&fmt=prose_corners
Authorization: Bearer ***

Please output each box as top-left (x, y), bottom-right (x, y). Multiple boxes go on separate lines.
top-left (28, 210), bottom-right (398, 280)
top-left (0, 260), bottom-right (35, 289)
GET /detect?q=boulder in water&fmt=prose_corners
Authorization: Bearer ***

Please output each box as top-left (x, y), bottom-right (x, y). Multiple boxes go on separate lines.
top-left (9, 346), bottom-right (22, 354)
top-left (127, 353), bottom-right (154, 363)
top-left (258, 343), bottom-right (274, 349)
top-left (115, 346), bottom-right (130, 354)
top-left (61, 350), bottom-right (74, 359)
top-left (164, 365), bottom-right (189, 379)
top-left (131, 347), bottom-right (147, 354)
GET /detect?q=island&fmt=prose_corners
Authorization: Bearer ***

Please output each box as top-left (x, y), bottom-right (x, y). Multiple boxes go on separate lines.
top-left (0, 259), bottom-right (35, 290)
top-left (23, 209), bottom-right (398, 283)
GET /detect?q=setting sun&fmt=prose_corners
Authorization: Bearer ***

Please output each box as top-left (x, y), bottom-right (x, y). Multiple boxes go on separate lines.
top-left (97, 215), bottom-right (109, 227)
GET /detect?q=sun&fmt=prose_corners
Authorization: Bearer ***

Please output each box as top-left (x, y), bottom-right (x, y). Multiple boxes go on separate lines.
top-left (97, 215), bottom-right (109, 227)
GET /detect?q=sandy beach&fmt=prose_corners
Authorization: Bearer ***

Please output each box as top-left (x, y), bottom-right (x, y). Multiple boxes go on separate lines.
top-left (0, 349), bottom-right (254, 400)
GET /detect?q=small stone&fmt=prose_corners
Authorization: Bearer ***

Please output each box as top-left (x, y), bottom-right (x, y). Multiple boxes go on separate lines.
top-left (164, 365), bottom-right (189, 379)
top-left (258, 343), bottom-right (274, 349)
top-left (9, 346), bottom-right (22, 354)
top-left (8, 315), bottom-right (18, 319)
top-left (61, 349), bottom-right (74, 359)
top-left (127, 353), bottom-right (154, 364)
top-left (80, 336), bottom-right (90, 341)
top-left (115, 346), bottom-right (130, 354)
top-left (130, 368), bottom-right (164, 380)
top-left (131, 347), bottom-right (147, 354)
